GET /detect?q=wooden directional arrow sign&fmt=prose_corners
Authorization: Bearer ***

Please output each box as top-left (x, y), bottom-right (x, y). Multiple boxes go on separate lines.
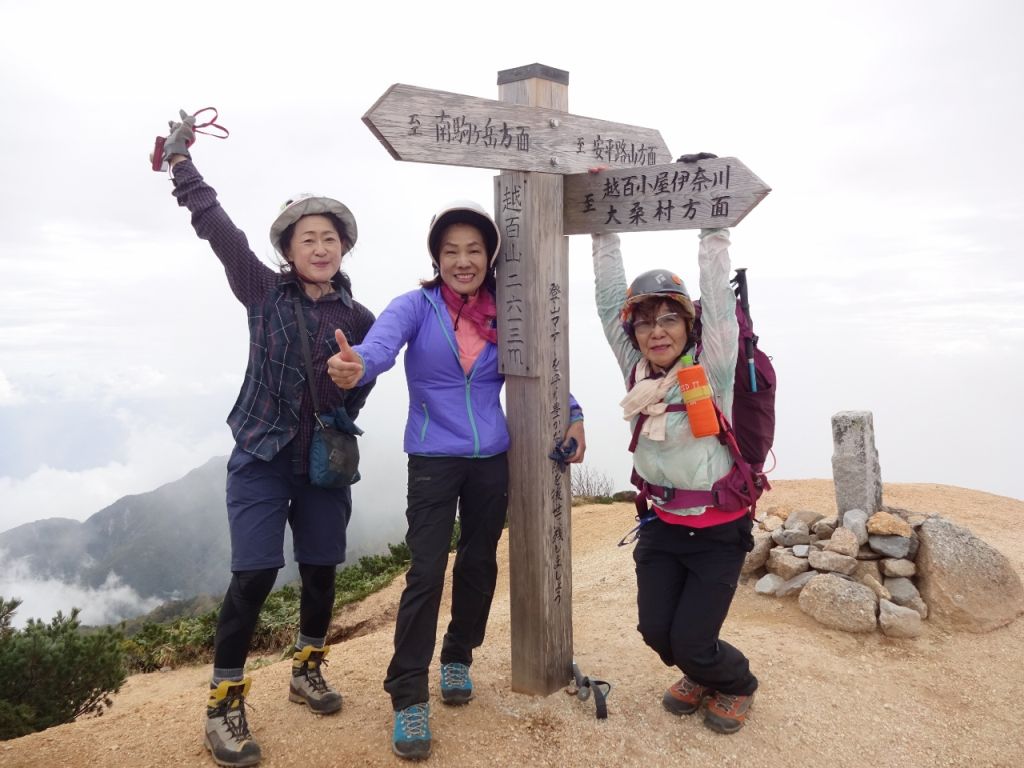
top-left (363, 84), bottom-right (671, 175)
top-left (563, 157), bottom-right (770, 234)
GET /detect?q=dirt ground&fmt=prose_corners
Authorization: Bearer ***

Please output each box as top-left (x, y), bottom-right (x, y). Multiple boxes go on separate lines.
top-left (3, 480), bottom-right (1023, 768)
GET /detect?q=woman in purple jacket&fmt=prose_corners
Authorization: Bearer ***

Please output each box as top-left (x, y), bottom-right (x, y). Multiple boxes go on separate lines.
top-left (329, 201), bottom-right (586, 760)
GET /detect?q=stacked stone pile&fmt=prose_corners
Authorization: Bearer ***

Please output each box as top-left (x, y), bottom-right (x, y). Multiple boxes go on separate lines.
top-left (746, 408), bottom-right (1024, 637)
top-left (742, 505), bottom-right (1024, 637)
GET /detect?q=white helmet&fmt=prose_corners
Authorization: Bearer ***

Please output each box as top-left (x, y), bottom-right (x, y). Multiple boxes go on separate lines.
top-left (427, 200), bottom-right (501, 267)
top-left (270, 193), bottom-right (358, 256)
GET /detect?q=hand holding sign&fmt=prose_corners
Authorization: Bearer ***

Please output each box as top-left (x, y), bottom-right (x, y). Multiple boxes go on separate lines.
top-left (327, 329), bottom-right (364, 390)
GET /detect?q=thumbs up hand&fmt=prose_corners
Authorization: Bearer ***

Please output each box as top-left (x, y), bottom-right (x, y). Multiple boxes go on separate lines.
top-left (327, 329), bottom-right (365, 390)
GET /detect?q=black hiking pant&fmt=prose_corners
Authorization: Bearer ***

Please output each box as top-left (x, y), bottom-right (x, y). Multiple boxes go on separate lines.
top-left (384, 453), bottom-right (508, 711)
top-left (633, 515), bottom-right (758, 696)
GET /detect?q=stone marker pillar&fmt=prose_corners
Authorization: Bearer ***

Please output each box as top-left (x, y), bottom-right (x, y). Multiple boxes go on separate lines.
top-left (831, 411), bottom-right (883, 524)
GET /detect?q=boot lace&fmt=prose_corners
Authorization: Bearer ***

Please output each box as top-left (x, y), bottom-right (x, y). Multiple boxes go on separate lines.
top-left (441, 663), bottom-right (470, 689)
top-left (713, 692), bottom-right (741, 713)
top-left (399, 703), bottom-right (430, 738)
top-left (302, 656), bottom-right (331, 695)
top-left (218, 692), bottom-right (254, 742)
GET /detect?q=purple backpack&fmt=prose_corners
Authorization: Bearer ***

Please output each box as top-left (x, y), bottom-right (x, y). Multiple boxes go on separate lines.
top-left (693, 268), bottom-right (776, 472)
top-left (628, 269), bottom-right (776, 515)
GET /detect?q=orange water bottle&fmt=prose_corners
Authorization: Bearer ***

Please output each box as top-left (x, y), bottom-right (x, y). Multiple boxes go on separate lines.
top-left (677, 354), bottom-right (720, 438)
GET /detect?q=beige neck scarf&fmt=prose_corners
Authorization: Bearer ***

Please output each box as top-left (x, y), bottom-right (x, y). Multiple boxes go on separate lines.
top-left (620, 358), bottom-right (682, 442)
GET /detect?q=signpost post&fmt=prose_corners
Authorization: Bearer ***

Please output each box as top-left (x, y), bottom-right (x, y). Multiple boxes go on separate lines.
top-left (362, 64), bottom-right (768, 697)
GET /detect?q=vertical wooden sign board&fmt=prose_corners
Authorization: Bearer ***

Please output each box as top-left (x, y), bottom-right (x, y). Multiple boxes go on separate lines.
top-left (495, 64), bottom-right (573, 696)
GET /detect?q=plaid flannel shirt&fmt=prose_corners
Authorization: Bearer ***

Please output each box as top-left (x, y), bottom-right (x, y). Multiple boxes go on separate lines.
top-left (172, 160), bottom-right (376, 474)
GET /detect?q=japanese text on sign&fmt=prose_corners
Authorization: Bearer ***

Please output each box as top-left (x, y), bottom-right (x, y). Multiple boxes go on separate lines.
top-left (562, 157), bottom-right (771, 234)
top-left (409, 111), bottom-right (662, 165)
top-left (548, 284), bottom-right (566, 605)
top-left (500, 181), bottom-right (528, 371)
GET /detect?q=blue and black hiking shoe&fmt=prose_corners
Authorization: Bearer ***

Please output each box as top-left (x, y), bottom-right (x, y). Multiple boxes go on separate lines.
top-left (439, 662), bottom-right (473, 705)
top-left (392, 702), bottom-right (431, 760)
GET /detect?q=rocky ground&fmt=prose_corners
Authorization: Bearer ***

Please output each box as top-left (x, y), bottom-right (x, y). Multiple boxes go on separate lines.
top-left (3, 480), bottom-right (1022, 768)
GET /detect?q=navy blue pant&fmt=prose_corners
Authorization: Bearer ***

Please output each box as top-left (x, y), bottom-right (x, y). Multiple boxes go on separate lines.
top-left (384, 453), bottom-right (508, 710)
top-left (633, 515), bottom-right (758, 696)
top-left (213, 443), bottom-right (351, 672)
top-left (225, 443), bottom-right (352, 570)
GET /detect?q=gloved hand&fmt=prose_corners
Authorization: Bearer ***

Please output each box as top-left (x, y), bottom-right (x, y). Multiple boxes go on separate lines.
top-left (676, 152), bottom-right (718, 163)
top-left (162, 109), bottom-right (196, 160)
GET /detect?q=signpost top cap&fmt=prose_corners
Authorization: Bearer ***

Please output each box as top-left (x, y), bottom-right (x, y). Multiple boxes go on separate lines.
top-left (496, 63), bottom-right (569, 86)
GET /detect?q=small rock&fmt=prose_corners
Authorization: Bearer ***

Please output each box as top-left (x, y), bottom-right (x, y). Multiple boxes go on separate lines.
top-left (755, 574), bottom-right (785, 595)
top-left (879, 599), bottom-right (924, 638)
top-left (776, 571), bottom-right (816, 597)
top-left (858, 574), bottom-right (891, 601)
top-left (767, 549), bottom-right (811, 581)
top-left (824, 527), bottom-right (860, 557)
top-left (785, 509), bottom-right (824, 530)
top-left (880, 558), bottom-right (916, 578)
top-left (867, 510), bottom-right (913, 537)
top-left (868, 534), bottom-right (911, 559)
top-left (843, 509), bottom-right (869, 546)
top-left (808, 549), bottom-right (859, 575)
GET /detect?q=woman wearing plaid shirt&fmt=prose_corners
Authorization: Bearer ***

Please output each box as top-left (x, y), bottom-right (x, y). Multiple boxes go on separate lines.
top-left (159, 113), bottom-right (375, 768)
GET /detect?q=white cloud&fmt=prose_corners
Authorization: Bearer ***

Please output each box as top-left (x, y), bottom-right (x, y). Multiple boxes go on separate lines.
top-left (0, 556), bottom-right (163, 628)
top-left (0, 414), bottom-right (233, 533)
top-left (0, 370), bottom-right (20, 406)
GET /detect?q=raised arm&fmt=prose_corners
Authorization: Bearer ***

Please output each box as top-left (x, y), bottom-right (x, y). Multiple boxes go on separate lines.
top-left (157, 110), bottom-right (276, 305)
top-left (695, 228), bottom-right (738, 415)
top-left (591, 232), bottom-right (642, 381)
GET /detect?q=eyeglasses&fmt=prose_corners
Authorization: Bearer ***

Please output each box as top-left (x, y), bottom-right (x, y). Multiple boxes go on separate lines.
top-left (632, 312), bottom-right (684, 337)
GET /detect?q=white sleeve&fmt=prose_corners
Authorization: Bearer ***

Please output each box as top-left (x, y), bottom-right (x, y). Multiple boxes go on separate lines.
top-left (592, 233), bottom-right (642, 380)
top-left (696, 228), bottom-right (738, 415)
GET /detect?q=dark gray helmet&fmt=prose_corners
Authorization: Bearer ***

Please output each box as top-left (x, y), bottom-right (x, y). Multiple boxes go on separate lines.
top-left (620, 269), bottom-right (691, 322)
top-left (620, 269), bottom-right (695, 348)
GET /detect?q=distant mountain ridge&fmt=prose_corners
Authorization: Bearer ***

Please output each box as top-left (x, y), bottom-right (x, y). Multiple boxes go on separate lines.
top-left (0, 457), bottom-right (299, 606)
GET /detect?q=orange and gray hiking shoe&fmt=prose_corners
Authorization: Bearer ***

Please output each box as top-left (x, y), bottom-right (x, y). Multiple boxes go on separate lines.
top-left (205, 678), bottom-right (261, 767)
top-left (703, 690), bottom-right (754, 733)
top-left (662, 675), bottom-right (713, 716)
top-left (289, 645), bottom-right (343, 714)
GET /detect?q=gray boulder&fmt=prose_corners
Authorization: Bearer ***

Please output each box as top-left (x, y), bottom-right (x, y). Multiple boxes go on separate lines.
top-left (915, 517), bottom-right (1024, 632)
top-left (798, 574), bottom-right (878, 633)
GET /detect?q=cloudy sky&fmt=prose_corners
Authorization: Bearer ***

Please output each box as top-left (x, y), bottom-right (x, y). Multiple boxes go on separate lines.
top-left (1, 0), bottom-right (1021, 569)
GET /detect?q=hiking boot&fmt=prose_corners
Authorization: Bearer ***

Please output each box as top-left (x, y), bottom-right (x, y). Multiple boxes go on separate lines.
top-left (662, 675), bottom-right (712, 716)
top-left (439, 662), bottom-right (473, 705)
top-left (703, 690), bottom-right (754, 734)
top-left (392, 702), bottom-right (431, 760)
top-left (289, 645), bottom-right (343, 714)
top-left (204, 678), bottom-right (261, 767)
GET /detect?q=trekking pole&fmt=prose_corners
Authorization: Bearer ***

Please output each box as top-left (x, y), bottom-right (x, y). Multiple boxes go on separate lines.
top-left (733, 268), bottom-right (757, 393)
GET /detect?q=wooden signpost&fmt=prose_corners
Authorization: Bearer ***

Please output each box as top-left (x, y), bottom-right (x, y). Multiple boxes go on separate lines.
top-left (362, 64), bottom-right (768, 697)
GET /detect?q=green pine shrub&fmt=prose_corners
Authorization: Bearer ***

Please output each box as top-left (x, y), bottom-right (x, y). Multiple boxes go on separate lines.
top-left (0, 598), bottom-right (126, 741)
